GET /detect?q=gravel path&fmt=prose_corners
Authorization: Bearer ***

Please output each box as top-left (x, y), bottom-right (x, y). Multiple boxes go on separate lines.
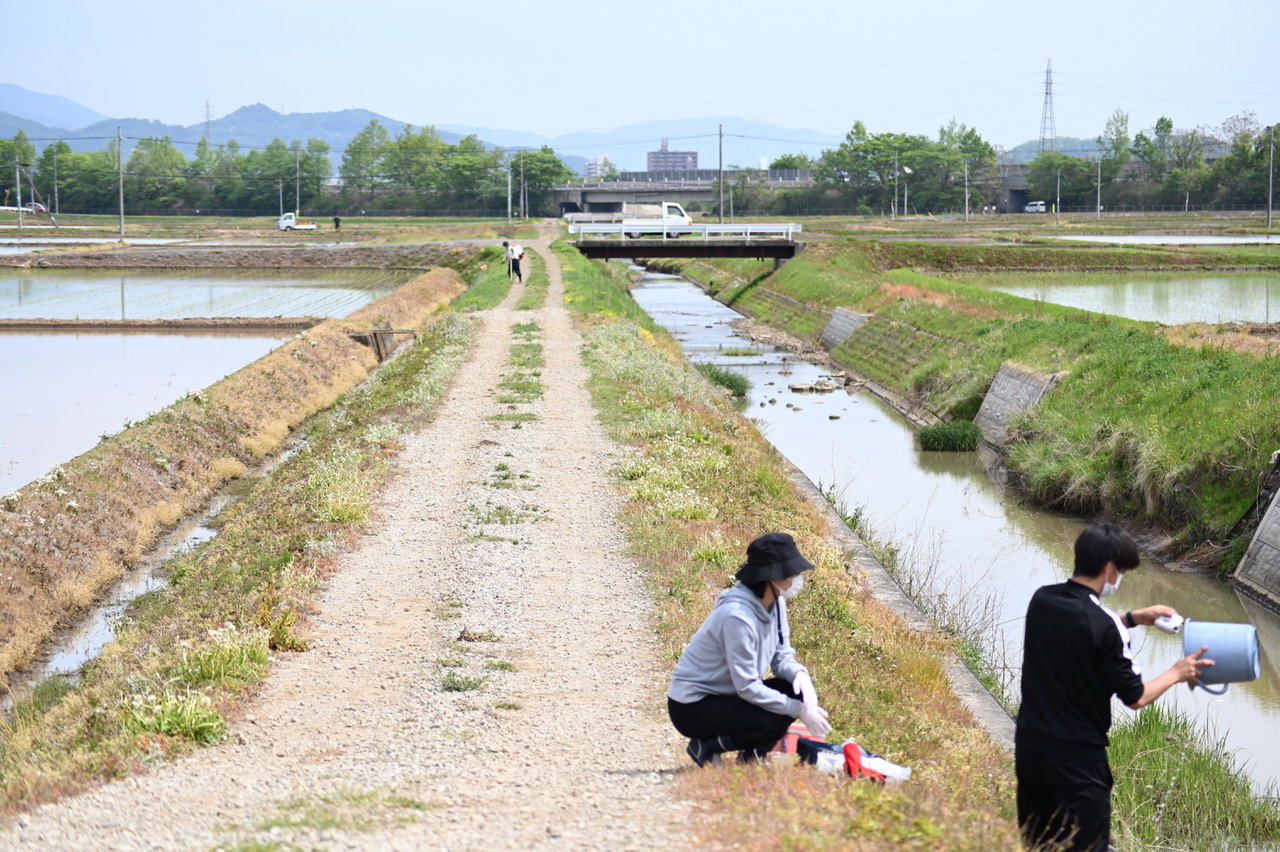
top-left (1, 230), bottom-right (691, 850)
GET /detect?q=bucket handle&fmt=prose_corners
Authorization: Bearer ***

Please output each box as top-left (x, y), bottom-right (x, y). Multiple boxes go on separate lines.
top-left (1192, 680), bottom-right (1228, 695)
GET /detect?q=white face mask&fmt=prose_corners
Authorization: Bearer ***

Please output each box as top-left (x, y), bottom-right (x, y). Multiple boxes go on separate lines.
top-left (775, 574), bottom-right (804, 600)
top-left (1101, 568), bottom-right (1122, 598)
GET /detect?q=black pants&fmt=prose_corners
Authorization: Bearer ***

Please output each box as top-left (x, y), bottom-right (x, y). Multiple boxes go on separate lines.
top-left (667, 677), bottom-right (798, 754)
top-left (1016, 746), bottom-right (1112, 852)
top-left (509, 258), bottom-right (521, 280)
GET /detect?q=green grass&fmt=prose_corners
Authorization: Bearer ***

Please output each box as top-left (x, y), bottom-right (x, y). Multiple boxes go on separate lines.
top-left (695, 363), bottom-right (751, 398)
top-left (515, 248), bottom-right (551, 310)
top-left (440, 671), bottom-right (487, 692)
top-left (1109, 705), bottom-right (1280, 851)
top-left (453, 245), bottom-right (513, 311)
top-left (918, 421), bottom-right (982, 452)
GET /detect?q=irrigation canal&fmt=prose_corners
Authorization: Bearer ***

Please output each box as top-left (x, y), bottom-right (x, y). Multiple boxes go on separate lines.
top-left (630, 269), bottom-right (1280, 794)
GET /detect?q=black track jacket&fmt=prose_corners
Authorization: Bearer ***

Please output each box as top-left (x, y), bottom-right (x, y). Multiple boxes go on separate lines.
top-left (1016, 580), bottom-right (1145, 761)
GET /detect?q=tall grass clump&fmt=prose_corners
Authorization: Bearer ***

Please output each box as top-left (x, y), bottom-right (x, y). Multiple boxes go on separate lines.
top-left (918, 420), bottom-right (982, 452)
top-left (558, 242), bottom-right (1023, 851)
top-left (0, 312), bottom-right (475, 815)
top-left (695, 363), bottom-right (751, 398)
top-left (1109, 705), bottom-right (1280, 851)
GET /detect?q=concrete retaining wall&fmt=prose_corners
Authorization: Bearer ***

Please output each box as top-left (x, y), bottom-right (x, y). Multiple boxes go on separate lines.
top-left (1235, 485), bottom-right (1280, 610)
top-left (820, 308), bottom-right (869, 349)
top-left (974, 363), bottom-right (1060, 449)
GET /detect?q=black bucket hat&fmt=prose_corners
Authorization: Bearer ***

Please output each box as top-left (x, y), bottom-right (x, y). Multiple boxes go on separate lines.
top-left (735, 532), bottom-right (815, 583)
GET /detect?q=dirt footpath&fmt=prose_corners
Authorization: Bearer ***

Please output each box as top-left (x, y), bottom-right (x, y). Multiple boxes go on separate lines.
top-left (0, 231), bottom-right (690, 850)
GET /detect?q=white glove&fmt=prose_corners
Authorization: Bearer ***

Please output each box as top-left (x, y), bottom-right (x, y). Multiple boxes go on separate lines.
top-left (793, 670), bottom-right (819, 708)
top-left (798, 704), bottom-right (832, 738)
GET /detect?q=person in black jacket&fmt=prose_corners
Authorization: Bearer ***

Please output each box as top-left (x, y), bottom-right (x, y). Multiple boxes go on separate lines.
top-left (1016, 522), bottom-right (1213, 852)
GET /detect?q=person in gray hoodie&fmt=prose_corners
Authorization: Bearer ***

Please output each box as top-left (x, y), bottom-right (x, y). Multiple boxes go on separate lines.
top-left (667, 532), bottom-right (834, 766)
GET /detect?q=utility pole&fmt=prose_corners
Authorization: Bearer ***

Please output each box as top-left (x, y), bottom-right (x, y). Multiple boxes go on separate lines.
top-left (964, 159), bottom-right (970, 222)
top-left (1096, 157), bottom-right (1102, 220)
top-left (1268, 124), bottom-right (1274, 230)
top-left (718, 124), bottom-right (724, 224)
top-left (14, 157), bottom-right (22, 231)
top-left (506, 157), bottom-right (512, 221)
top-left (117, 126), bottom-right (125, 237)
top-left (53, 148), bottom-right (59, 215)
top-left (295, 147), bottom-right (301, 214)
top-left (893, 154), bottom-right (898, 219)
top-left (278, 179), bottom-right (284, 216)
top-left (1056, 168), bottom-right (1061, 226)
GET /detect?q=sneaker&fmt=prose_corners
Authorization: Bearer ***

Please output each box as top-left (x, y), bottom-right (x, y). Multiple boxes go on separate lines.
top-left (686, 739), bottom-right (723, 767)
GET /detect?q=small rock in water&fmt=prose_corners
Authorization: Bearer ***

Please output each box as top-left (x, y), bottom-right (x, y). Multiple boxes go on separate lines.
top-left (829, 415), bottom-right (841, 420)
top-left (768, 398), bottom-right (777, 405)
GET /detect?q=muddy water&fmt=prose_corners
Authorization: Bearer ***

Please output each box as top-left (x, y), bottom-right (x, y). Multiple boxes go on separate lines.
top-left (0, 330), bottom-right (286, 493)
top-left (632, 270), bottom-right (1280, 792)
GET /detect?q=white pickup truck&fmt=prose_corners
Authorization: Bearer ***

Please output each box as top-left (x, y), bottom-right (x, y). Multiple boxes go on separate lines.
top-left (566, 201), bottom-right (693, 237)
top-left (277, 212), bottom-right (318, 231)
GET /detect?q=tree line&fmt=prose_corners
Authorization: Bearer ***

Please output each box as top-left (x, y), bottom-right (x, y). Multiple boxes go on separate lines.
top-left (0, 119), bottom-right (574, 216)
top-left (746, 110), bottom-right (1275, 215)
top-left (1024, 110), bottom-right (1276, 210)
top-left (3, 110), bottom-right (1272, 218)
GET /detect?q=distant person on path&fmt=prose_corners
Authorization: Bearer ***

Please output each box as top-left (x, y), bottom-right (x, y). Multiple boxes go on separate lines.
top-left (667, 532), bottom-right (833, 766)
top-left (333, 216), bottom-right (341, 231)
top-left (504, 240), bottom-right (524, 283)
top-left (1016, 522), bottom-right (1213, 852)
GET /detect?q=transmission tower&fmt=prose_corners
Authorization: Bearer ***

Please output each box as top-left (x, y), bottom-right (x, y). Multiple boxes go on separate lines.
top-left (1038, 60), bottom-right (1057, 154)
top-left (203, 100), bottom-right (214, 141)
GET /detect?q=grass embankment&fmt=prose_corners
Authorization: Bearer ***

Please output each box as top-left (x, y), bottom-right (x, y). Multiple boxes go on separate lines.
top-left (0, 304), bottom-right (476, 814)
top-left (638, 239), bottom-right (1280, 849)
top-left (0, 269), bottom-right (467, 682)
top-left (554, 239), bottom-right (1020, 850)
top-left (672, 240), bottom-right (1280, 564)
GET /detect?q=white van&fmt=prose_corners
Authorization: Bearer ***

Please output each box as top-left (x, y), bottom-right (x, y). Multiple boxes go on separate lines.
top-left (1024, 201), bottom-right (1047, 213)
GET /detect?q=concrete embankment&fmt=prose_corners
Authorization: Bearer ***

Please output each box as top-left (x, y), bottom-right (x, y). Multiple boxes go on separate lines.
top-left (0, 268), bottom-right (468, 686)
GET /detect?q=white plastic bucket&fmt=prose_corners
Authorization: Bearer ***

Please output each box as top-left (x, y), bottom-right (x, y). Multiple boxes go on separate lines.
top-left (1183, 619), bottom-right (1260, 695)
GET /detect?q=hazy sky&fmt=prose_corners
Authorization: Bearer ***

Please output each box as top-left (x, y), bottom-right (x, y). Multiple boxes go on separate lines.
top-left (8, 0), bottom-right (1278, 152)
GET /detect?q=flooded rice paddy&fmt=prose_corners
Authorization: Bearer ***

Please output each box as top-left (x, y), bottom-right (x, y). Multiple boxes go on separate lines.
top-left (631, 270), bottom-right (1280, 793)
top-left (1, 267), bottom-right (411, 492)
top-left (0, 268), bottom-right (412, 320)
top-left (0, 331), bottom-right (287, 493)
top-left (952, 271), bottom-right (1280, 324)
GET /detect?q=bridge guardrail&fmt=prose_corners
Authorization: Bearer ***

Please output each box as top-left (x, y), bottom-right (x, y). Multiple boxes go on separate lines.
top-left (567, 223), bottom-right (803, 241)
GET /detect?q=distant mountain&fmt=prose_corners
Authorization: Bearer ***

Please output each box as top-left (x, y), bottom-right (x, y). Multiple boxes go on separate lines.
top-left (0, 84), bottom-right (108, 130)
top-left (0, 110), bottom-right (60, 146)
